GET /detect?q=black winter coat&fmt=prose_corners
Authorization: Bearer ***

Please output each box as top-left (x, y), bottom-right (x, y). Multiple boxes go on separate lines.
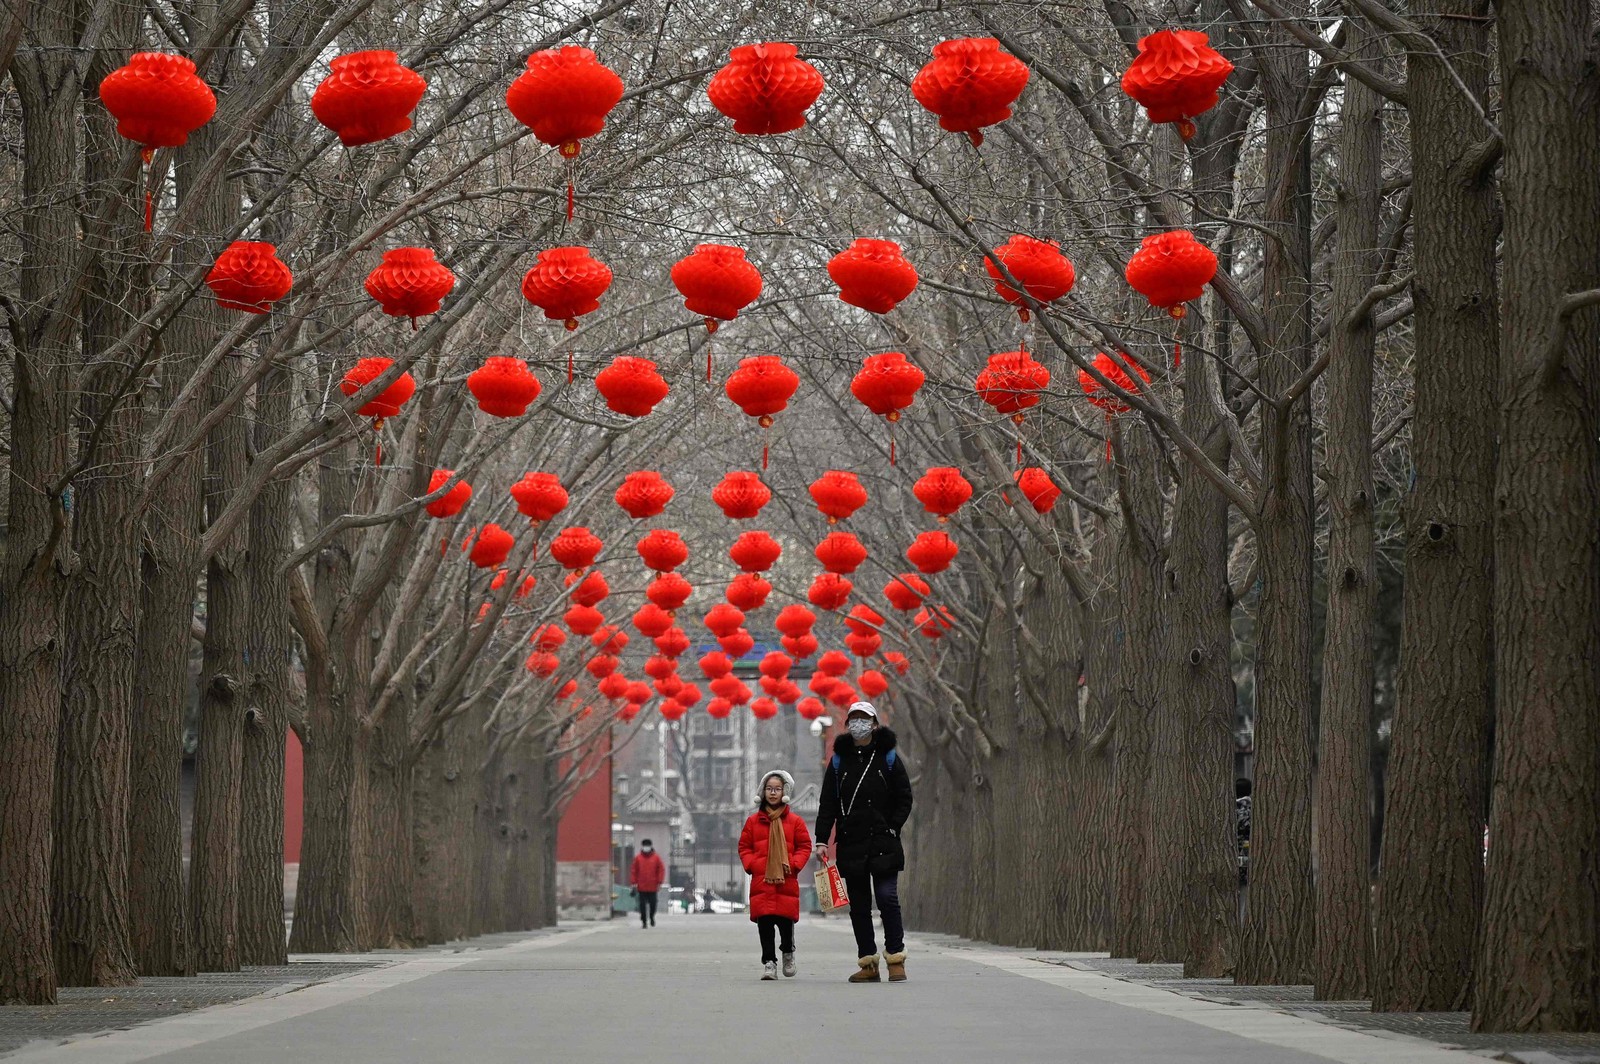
top-left (814, 728), bottom-right (914, 878)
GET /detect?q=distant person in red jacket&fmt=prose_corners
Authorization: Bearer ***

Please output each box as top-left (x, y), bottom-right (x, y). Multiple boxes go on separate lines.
top-left (630, 839), bottom-right (666, 929)
top-left (739, 770), bottom-right (813, 980)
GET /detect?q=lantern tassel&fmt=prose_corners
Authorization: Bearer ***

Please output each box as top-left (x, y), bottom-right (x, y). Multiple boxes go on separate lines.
top-left (141, 148), bottom-right (155, 232)
top-left (705, 331), bottom-right (714, 383)
top-left (563, 154), bottom-right (577, 222)
top-left (888, 421), bottom-right (896, 467)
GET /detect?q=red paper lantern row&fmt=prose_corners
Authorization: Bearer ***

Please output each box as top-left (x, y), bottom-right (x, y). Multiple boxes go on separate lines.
top-left (565, 604), bottom-right (605, 637)
top-left (906, 530), bottom-right (959, 574)
top-left (671, 244), bottom-right (763, 333)
top-left (707, 42), bottom-right (825, 135)
top-left (1079, 352), bottom-right (1152, 415)
top-left (726, 572), bottom-right (772, 611)
top-left (531, 624), bottom-right (566, 651)
top-left (99, 53), bottom-right (217, 155)
top-left (311, 50), bottom-right (427, 147)
top-left (633, 603), bottom-right (675, 639)
top-left (912, 467), bottom-right (973, 521)
top-left (522, 246), bottom-right (613, 329)
top-left (725, 355), bottom-right (800, 468)
top-left (366, 248), bottom-right (455, 327)
top-left (1125, 230), bottom-right (1219, 319)
top-left (910, 37), bottom-right (1029, 147)
top-left (637, 529), bottom-right (688, 573)
top-left (719, 628), bottom-right (756, 658)
top-left (704, 603), bottom-right (746, 637)
top-left (808, 572), bottom-right (853, 611)
top-left (206, 242), bottom-right (293, 313)
top-left (713, 470), bottom-right (772, 519)
top-left (1120, 30), bottom-right (1234, 141)
top-left (809, 470), bottom-right (868, 524)
top-left (467, 523), bottom-right (514, 569)
top-left (699, 650), bottom-right (734, 679)
top-left (759, 651), bottom-right (793, 680)
top-left (615, 470), bottom-right (674, 518)
top-left (984, 235), bottom-right (1075, 322)
top-left (425, 469), bottom-right (472, 518)
top-left (654, 627), bottom-right (690, 658)
top-left (883, 572), bottom-right (930, 612)
top-left (467, 356), bottom-right (542, 418)
top-left (549, 526), bottom-right (603, 570)
top-left (775, 605), bottom-right (816, 638)
top-left (340, 357), bottom-right (417, 426)
top-left (782, 632), bottom-right (819, 659)
top-left (596, 355), bottom-right (670, 417)
top-left (729, 530), bottom-right (782, 573)
top-left (510, 472), bottom-right (567, 522)
top-left (860, 669), bottom-right (890, 698)
top-left (567, 569), bottom-right (609, 608)
top-left (814, 531), bottom-right (868, 575)
top-left (828, 239), bottom-right (919, 314)
top-left (647, 572), bottom-right (694, 612)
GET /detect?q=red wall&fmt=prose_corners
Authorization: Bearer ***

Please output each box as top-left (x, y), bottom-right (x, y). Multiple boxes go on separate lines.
top-left (284, 730), bottom-right (303, 863)
top-left (556, 728), bottom-right (612, 863)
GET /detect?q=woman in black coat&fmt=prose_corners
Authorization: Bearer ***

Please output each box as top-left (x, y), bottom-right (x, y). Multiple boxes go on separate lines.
top-left (814, 701), bottom-right (914, 982)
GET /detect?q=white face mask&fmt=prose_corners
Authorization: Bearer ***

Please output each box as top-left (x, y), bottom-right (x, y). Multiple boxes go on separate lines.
top-left (640, 845), bottom-right (652, 854)
top-left (847, 719), bottom-right (875, 741)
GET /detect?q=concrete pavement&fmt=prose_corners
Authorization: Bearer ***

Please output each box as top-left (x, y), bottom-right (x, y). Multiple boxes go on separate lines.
top-left (5, 916), bottom-right (1490, 1064)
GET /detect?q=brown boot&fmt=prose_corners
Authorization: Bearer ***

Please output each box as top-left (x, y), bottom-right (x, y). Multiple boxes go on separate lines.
top-left (884, 951), bottom-right (907, 982)
top-left (848, 955), bottom-right (880, 983)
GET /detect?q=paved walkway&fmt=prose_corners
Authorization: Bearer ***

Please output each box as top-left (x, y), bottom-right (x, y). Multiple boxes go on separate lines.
top-left (1, 917), bottom-right (1525, 1063)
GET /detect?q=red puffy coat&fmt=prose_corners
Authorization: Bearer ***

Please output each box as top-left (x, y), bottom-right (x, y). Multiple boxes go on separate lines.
top-left (630, 850), bottom-right (666, 892)
top-left (739, 807), bottom-right (813, 921)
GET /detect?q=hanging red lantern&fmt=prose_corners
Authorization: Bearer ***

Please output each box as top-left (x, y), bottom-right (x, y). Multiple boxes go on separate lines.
top-left (592, 625), bottom-right (630, 655)
top-left (555, 679), bottom-right (579, 700)
top-left (522, 246), bottom-right (613, 328)
top-left (365, 248), bottom-right (455, 327)
top-left (883, 572), bottom-right (931, 612)
top-left (826, 683), bottom-right (860, 709)
top-left (567, 569), bottom-right (609, 608)
top-left (633, 603), bottom-right (675, 638)
top-left (917, 604), bottom-right (957, 640)
top-left (516, 575), bottom-right (537, 600)
top-left (99, 52), bottom-right (217, 153)
top-left (340, 357), bottom-right (417, 426)
top-left (719, 628), bottom-right (756, 658)
top-left (671, 244), bottom-right (763, 333)
top-left (644, 655), bottom-right (678, 681)
top-left (884, 651), bottom-right (910, 675)
top-left (725, 572), bottom-right (772, 611)
top-left (782, 632), bottom-right (819, 659)
top-left (750, 698), bottom-right (780, 721)
top-left (984, 235), bottom-right (1075, 322)
top-left (814, 532), bottom-right (868, 575)
top-left (775, 605), bottom-right (816, 637)
top-left (655, 674), bottom-right (685, 700)
top-left (524, 651), bottom-right (560, 677)
top-left (845, 631), bottom-right (883, 659)
top-left (565, 604), bottom-right (604, 637)
top-left (703, 603), bottom-right (746, 638)
top-left (699, 650), bottom-right (734, 679)
top-left (775, 680), bottom-right (802, 705)
top-left (677, 683), bottom-right (703, 708)
top-left (712, 470), bottom-right (772, 519)
top-left (796, 697), bottom-right (825, 721)
top-left (1013, 467), bottom-right (1062, 514)
top-left (845, 603), bottom-right (885, 637)
top-left (467, 356), bottom-right (542, 418)
top-left (510, 471), bottom-right (568, 522)
top-left (467, 524), bottom-right (514, 569)
top-left (205, 242), bottom-right (293, 313)
top-left (850, 352), bottom-right (925, 422)
top-left (1120, 29), bottom-right (1234, 141)
top-left (906, 530), bottom-right (959, 574)
top-left (658, 699), bottom-right (687, 722)
top-left (615, 471), bottom-right (674, 518)
top-left (913, 467), bottom-right (973, 521)
top-left (729, 531), bottom-right (782, 573)
top-left (637, 529), bottom-right (688, 573)
top-left (859, 669), bottom-right (890, 699)
top-left (589, 654), bottom-right (620, 680)
top-left (910, 37), bottom-right (1029, 147)
top-left (654, 626), bottom-right (691, 658)
top-left (530, 624), bottom-right (566, 651)
top-left (808, 572), bottom-right (853, 611)
top-left (759, 651), bottom-right (793, 680)
top-left (425, 469), bottom-right (472, 518)
top-left (647, 572), bottom-right (693, 612)
top-left (549, 526), bottom-right (603, 570)
top-left (505, 45), bottom-right (623, 219)
top-left (490, 568), bottom-right (515, 592)
top-left (598, 671), bottom-right (631, 700)
top-left (707, 42), bottom-right (824, 135)
top-left (760, 675), bottom-right (784, 698)
top-left (1079, 352), bottom-right (1152, 414)
top-left (817, 650), bottom-right (852, 677)
top-left (809, 673), bottom-right (839, 698)
top-left (724, 355), bottom-right (800, 469)
top-left (707, 697), bottom-right (734, 720)
top-left (1125, 230), bottom-right (1218, 319)
top-left (809, 470), bottom-right (868, 524)
top-left (975, 350), bottom-right (1050, 418)
top-left (595, 355), bottom-right (670, 417)
top-left (710, 674), bottom-right (744, 701)
top-left (828, 239), bottom-right (919, 314)
top-left (625, 681), bottom-right (652, 706)
top-left (311, 50), bottom-right (427, 147)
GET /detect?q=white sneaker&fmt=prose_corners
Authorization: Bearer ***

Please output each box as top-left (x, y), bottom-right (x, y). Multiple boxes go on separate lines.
top-left (782, 951), bottom-right (796, 978)
top-left (761, 961), bottom-right (778, 980)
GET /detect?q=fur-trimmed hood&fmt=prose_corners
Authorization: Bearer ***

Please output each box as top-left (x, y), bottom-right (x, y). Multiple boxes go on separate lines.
top-left (832, 726), bottom-right (898, 758)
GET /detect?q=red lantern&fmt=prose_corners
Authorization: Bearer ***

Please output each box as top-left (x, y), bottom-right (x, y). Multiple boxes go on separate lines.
top-left (1079, 352), bottom-right (1152, 414)
top-left (782, 632), bottom-right (819, 659)
top-left (884, 651), bottom-right (910, 675)
top-left (817, 650), bottom-right (851, 677)
top-left (910, 38), bottom-right (1029, 147)
top-left (826, 683), bottom-right (860, 709)
top-left (883, 572), bottom-right (931, 612)
top-left (724, 355), bottom-right (800, 468)
top-left (984, 235), bottom-right (1075, 321)
top-left (808, 572), bottom-right (853, 611)
top-left (555, 679), bottom-right (579, 700)
top-left (647, 572), bottom-right (693, 612)
top-left (775, 605), bottom-right (816, 637)
top-left (615, 471), bottom-right (674, 519)
top-left (311, 50), bottom-right (427, 147)
top-left (797, 697), bottom-right (825, 721)
top-left (516, 575), bottom-right (537, 600)
top-left (467, 356), bottom-right (542, 418)
top-left (565, 604), bottom-right (604, 637)
top-left (703, 603), bottom-right (746, 638)
top-left (633, 603), bottom-right (675, 638)
top-left (775, 680), bottom-right (802, 705)
top-left (750, 697), bottom-right (780, 721)
top-left (845, 631), bottom-right (883, 659)
top-left (1121, 30), bottom-right (1234, 141)
top-left (860, 669), bottom-right (889, 698)
top-left (625, 681), bottom-right (652, 706)
top-left (710, 675), bottom-right (745, 701)
top-left (589, 654), bottom-right (620, 680)
top-left (593, 625), bottom-right (629, 655)
top-left (809, 673), bottom-right (839, 698)
top-left (595, 355), bottom-right (670, 417)
top-left (699, 651), bottom-right (734, 679)
top-left (707, 42), bottom-right (824, 135)
top-left (365, 248), bottom-right (455, 327)
top-left (567, 569), bottom-right (609, 608)
top-left (510, 472), bottom-right (567, 522)
top-left (637, 529), bottom-right (688, 573)
top-left (549, 527), bottom-right (603, 570)
top-left (760, 675), bottom-right (784, 697)
top-left (505, 46), bottom-right (623, 156)
top-left (1125, 230), bottom-right (1218, 318)
top-left (99, 53), bottom-right (217, 153)
top-left (850, 352), bottom-right (925, 422)
top-left (725, 573), bottom-right (771, 611)
top-left (917, 605), bottom-right (957, 640)
top-left (759, 651), bottom-right (793, 680)
top-left (524, 651), bottom-right (560, 677)
top-left (598, 672), bottom-right (631, 700)
top-left (906, 530), bottom-right (959, 574)
top-left (809, 470), bottom-right (868, 524)
top-left (425, 469), bottom-right (472, 518)
top-left (467, 524), bottom-right (514, 569)
top-left (644, 656), bottom-right (678, 682)
top-left (677, 683), bottom-right (703, 708)
top-left (655, 674), bottom-right (684, 700)
top-left (654, 627), bottom-right (690, 658)
top-left (671, 244), bottom-right (763, 332)
top-left (522, 246), bottom-right (613, 328)
top-left (828, 239), bottom-right (919, 314)
top-left (340, 357), bottom-right (417, 425)
top-left (707, 698), bottom-right (734, 720)
top-left (205, 242), bottom-right (293, 313)
top-left (845, 603), bottom-right (885, 636)
top-left (530, 624), bottom-right (566, 651)
top-left (814, 532), bottom-right (868, 575)
top-left (975, 350), bottom-right (1050, 418)
top-left (719, 628), bottom-right (755, 658)
top-left (729, 531), bottom-right (782, 573)
top-left (659, 700), bottom-right (687, 722)
top-left (913, 467), bottom-right (973, 521)
top-left (712, 470), bottom-right (772, 519)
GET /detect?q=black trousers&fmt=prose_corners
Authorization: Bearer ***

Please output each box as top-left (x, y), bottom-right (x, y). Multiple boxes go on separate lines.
top-left (756, 915), bottom-right (795, 963)
top-left (843, 870), bottom-right (903, 957)
top-left (637, 890), bottom-right (657, 925)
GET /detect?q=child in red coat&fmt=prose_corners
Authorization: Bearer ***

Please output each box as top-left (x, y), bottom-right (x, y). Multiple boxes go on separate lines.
top-left (739, 769), bottom-right (813, 980)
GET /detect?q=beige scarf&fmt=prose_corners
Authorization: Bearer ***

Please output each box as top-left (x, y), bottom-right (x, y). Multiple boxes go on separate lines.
top-left (764, 805), bottom-right (789, 885)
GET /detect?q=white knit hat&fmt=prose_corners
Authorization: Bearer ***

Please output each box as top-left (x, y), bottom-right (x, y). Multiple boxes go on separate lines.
top-left (847, 701), bottom-right (879, 720)
top-left (757, 769), bottom-right (795, 803)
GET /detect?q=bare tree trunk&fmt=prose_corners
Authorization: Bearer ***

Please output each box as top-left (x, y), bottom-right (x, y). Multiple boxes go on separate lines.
top-left (1314, 28), bottom-right (1382, 1001)
top-left (1474, 0), bottom-right (1600, 1030)
top-left (1370, 0), bottom-right (1496, 1014)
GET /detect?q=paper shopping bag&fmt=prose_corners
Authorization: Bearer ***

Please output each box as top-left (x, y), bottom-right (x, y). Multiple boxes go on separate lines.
top-left (815, 857), bottom-right (849, 912)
